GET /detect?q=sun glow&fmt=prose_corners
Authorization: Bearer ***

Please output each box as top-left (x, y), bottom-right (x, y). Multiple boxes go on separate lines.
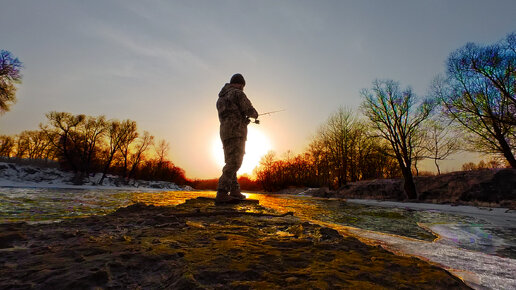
top-left (212, 126), bottom-right (272, 176)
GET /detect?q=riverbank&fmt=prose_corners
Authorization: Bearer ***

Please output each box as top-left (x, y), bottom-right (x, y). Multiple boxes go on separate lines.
top-left (0, 197), bottom-right (469, 289)
top-left (304, 168), bottom-right (516, 208)
top-left (0, 161), bottom-right (188, 191)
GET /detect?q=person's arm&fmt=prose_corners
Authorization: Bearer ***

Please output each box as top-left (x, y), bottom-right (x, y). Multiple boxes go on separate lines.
top-left (238, 92), bottom-right (258, 119)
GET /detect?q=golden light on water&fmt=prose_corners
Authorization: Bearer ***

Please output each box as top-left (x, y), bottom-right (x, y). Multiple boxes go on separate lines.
top-left (212, 126), bottom-right (272, 175)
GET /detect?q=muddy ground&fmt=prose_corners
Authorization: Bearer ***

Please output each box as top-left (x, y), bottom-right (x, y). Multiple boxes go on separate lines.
top-left (0, 197), bottom-right (469, 289)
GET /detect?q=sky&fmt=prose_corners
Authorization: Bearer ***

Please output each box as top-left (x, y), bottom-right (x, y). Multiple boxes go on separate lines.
top-left (1, 1), bottom-right (515, 178)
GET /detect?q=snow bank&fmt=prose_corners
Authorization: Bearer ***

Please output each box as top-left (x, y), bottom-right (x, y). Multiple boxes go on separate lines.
top-left (0, 162), bottom-right (185, 191)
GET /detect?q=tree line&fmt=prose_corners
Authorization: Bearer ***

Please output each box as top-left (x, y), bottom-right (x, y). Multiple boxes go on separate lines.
top-left (0, 50), bottom-right (189, 186)
top-left (254, 109), bottom-right (401, 192)
top-left (0, 111), bottom-right (188, 185)
top-left (255, 32), bottom-right (515, 199)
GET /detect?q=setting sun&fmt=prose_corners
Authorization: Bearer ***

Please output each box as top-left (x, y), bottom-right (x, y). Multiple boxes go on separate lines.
top-left (212, 126), bottom-right (272, 175)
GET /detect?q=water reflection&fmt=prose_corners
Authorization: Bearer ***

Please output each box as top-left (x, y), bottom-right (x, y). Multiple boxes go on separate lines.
top-left (0, 188), bottom-right (513, 258)
top-left (131, 191), bottom-right (215, 207)
top-left (247, 193), bottom-right (442, 241)
top-left (0, 188), bottom-right (213, 223)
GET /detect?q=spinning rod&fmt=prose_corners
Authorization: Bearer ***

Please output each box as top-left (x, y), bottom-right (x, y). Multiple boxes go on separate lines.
top-left (252, 109), bottom-right (285, 124)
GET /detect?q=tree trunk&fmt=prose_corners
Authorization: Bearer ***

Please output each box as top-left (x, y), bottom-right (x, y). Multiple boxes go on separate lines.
top-left (495, 132), bottom-right (516, 168)
top-left (72, 172), bottom-right (85, 185)
top-left (499, 139), bottom-right (516, 168)
top-left (401, 166), bottom-right (417, 200)
top-left (435, 158), bottom-right (441, 175)
top-left (502, 149), bottom-right (516, 169)
top-left (99, 155), bottom-right (114, 185)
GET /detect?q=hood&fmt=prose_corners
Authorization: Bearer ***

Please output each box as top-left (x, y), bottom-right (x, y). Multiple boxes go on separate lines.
top-left (218, 83), bottom-right (238, 98)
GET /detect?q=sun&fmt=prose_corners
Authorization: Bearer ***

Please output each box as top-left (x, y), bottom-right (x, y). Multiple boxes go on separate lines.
top-left (212, 126), bottom-right (272, 175)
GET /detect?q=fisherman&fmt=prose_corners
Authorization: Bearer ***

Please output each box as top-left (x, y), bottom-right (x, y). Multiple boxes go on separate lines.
top-left (216, 73), bottom-right (259, 202)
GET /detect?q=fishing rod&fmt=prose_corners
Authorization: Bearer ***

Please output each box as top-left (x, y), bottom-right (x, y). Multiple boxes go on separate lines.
top-left (251, 109), bottom-right (286, 124)
top-left (259, 109), bottom-right (286, 117)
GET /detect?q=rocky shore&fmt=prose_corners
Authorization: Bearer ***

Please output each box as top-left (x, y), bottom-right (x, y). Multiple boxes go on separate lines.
top-left (0, 197), bottom-right (469, 289)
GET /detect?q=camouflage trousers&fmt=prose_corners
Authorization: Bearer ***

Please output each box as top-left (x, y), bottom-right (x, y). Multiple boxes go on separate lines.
top-left (217, 137), bottom-right (246, 193)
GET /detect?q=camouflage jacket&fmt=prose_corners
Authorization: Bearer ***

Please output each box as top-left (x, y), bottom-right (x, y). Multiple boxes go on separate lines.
top-left (217, 83), bottom-right (258, 141)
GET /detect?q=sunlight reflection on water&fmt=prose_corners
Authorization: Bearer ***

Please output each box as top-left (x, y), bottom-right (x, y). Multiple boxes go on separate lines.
top-left (131, 191), bottom-right (216, 207)
top-left (0, 188), bottom-right (215, 222)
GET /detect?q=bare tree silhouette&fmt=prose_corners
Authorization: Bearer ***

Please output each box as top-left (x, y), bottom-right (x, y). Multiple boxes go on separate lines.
top-left (435, 32), bottom-right (516, 168)
top-left (361, 80), bottom-right (433, 199)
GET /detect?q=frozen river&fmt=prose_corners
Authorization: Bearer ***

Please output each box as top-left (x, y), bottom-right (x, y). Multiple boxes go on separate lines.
top-left (1, 187), bottom-right (515, 289)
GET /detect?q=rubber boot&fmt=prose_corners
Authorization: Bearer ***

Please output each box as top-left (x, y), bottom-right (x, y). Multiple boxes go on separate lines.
top-left (215, 190), bottom-right (235, 203)
top-left (229, 190), bottom-right (246, 200)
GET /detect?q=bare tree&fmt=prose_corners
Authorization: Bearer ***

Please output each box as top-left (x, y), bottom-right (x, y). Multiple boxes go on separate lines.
top-left (255, 151), bottom-right (277, 191)
top-left (99, 119), bottom-right (137, 185)
top-left (361, 79), bottom-right (433, 199)
top-left (76, 115), bottom-right (107, 179)
top-left (154, 139), bottom-right (170, 167)
top-left (435, 32), bottom-right (516, 168)
top-left (16, 130), bottom-right (51, 159)
top-left (306, 138), bottom-right (331, 187)
top-left (420, 120), bottom-right (461, 175)
top-left (127, 131), bottom-right (154, 179)
top-left (117, 120), bottom-right (138, 178)
top-left (0, 135), bottom-right (14, 157)
top-left (411, 129), bottom-right (428, 176)
top-left (0, 50), bottom-right (22, 114)
top-left (14, 133), bottom-right (29, 158)
top-left (41, 112), bottom-right (106, 183)
top-left (317, 107), bottom-right (357, 187)
top-left (41, 112), bottom-right (85, 172)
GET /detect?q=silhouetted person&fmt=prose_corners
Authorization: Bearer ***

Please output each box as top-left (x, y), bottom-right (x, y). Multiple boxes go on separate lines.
top-left (216, 73), bottom-right (259, 202)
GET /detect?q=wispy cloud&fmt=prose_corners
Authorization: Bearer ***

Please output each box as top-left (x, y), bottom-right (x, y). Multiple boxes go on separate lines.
top-left (84, 21), bottom-right (213, 77)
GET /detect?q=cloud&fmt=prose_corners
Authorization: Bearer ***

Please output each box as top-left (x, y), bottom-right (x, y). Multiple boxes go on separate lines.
top-left (82, 20), bottom-right (213, 78)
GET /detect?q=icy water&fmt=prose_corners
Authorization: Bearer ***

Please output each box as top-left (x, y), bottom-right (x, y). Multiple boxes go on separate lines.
top-left (1, 188), bottom-right (515, 289)
top-left (0, 188), bottom-right (214, 223)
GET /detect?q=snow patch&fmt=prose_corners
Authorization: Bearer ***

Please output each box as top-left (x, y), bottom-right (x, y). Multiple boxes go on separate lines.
top-left (0, 162), bottom-right (186, 191)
